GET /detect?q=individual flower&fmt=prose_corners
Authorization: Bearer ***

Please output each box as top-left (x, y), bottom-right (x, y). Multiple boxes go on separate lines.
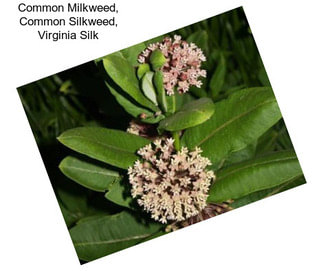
top-left (128, 138), bottom-right (215, 224)
top-left (138, 35), bottom-right (207, 95)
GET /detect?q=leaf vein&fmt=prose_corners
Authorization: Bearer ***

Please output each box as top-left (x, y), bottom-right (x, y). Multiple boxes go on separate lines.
top-left (61, 135), bottom-right (137, 155)
top-left (74, 233), bottom-right (151, 247)
top-left (62, 165), bottom-right (120, 177)
top-left (217, 156), bottom-right (297, 181)
top-left (197, 99), bottom-right (276, 146)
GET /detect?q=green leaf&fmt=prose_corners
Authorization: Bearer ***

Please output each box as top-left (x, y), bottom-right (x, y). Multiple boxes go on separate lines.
top-left (105, 179), bottom-right (133, 209)
top-left (158, 98), bottom-right (215, 132)
top-left (76, 214), bottom-right (108, 225)
top-left (140, 113), bottom-right (165, 124)
top-left (222, 142), bottom-right (257, 169)
top-left (182, 87), bottom-right (282, 165)
top-left (149, 50), bottom-right (166, 70)
top-left (230, 176), bottom-right (306, 209)
top-left (70, 211), bottom-right (162, 261)
top-left (207, 151), bottom-right (303, 203)
top-left (106, 81), bottom-right (154, 119)
top-left (137, 63), bottom-right (150, 80)
top-left (59, 156), bottom-right (121, 192)
top-left (209, 53), bottom-right (226, 100)
top-left (141, 71), bottom-right (158, 105)
top-left (103, 54), bottom-right (159, 112)
top-left (57, 127), bottom-right (150, 169)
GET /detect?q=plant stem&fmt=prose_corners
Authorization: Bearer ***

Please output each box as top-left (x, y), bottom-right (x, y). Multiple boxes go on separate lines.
top-left (172, 131), bottom-right (181, 151)
top-left (171, 94), bottom-right (176, 113)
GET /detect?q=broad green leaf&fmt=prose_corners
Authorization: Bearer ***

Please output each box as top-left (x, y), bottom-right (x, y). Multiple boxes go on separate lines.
top-left (103, 54), bottom-right (158, 112)
top-left (137, 63), bottom-right (150, 80)
top-left (210, 53), bottom-right (226, 100)
top-left (105, 179), bottom-right (133, 209)
top-left (207, 151), bottom-right (303, 203)
top-left (141, 71), bottom-right (158, 105)
top-left (150, 50), bottom-right (166, 70)
top-left (120, 42), bottom-right (146, 66)
top-left (59, 156), bottom-right (121, 192)
top-left (182, 87), bottom-right (282, 165)
top-left (158, 98), bottom-right (215, 131)
top-left (70, 211), bottom-right (162, 261)
top-left (106, 81), bottom-right (154, 119)
top-left (57, 127), bottom-right (150, 169)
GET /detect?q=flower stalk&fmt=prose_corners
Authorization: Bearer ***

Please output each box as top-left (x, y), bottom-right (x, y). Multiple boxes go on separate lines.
top-left (172, 131), bottom-right (181, 151)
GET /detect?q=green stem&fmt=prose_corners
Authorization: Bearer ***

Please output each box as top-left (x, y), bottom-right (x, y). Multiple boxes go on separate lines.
top-left (172, 131), bottom-right (181, 151)
top-left (171, 94), bottom-right (176, 113)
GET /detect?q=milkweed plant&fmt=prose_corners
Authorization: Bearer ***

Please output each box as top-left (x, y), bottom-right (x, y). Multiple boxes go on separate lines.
top-left (18, 9), bottom-right (305, 263)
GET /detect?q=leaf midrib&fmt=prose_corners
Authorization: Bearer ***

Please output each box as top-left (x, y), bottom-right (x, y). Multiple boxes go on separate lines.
top-left (163, 109), bottom-right (207, 124)
top-left (216, 156), bottom-right (297, 181)
top-left (264, 174), bottom-right (303, 197)
top-left (196, 99), bottom-right (276, 146)
top-left (60, 135), bottom-right (139, 156)
top-left (74, 233), bottom-right (152, 247)
top-left (61, 165), bottom-right (120, 178)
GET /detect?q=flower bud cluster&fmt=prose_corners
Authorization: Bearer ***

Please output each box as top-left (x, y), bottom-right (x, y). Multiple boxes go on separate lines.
top-left (138, 35), bottom-right (207, 95)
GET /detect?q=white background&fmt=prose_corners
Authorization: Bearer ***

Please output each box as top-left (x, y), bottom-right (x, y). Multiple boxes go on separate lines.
top-left (0, 0), bottom-right (322, 270)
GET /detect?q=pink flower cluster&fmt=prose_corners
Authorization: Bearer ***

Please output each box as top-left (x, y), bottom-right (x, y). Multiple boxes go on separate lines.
top-left (138, 35), bottom-right (207, 95)
top-left (128, 138), bottom-right (215, 224)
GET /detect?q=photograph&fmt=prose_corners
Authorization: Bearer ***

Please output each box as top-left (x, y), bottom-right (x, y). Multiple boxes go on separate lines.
top-left (17, 7), bottom-right (305, 263)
